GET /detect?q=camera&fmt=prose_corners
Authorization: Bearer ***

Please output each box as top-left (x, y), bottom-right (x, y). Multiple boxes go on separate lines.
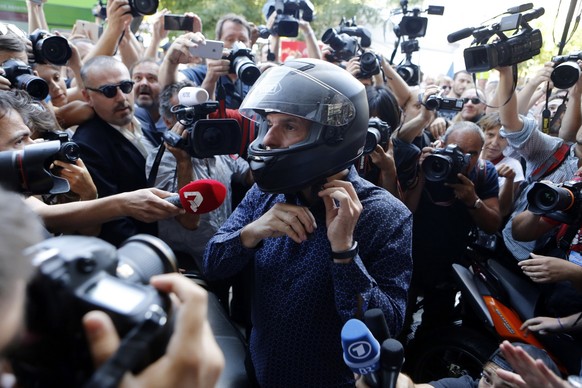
top-left (92, 0), bottom-right (158, 17)
top-left (162, 87), bottom-right (243, 158)
top-left (363, 117), bottom-right (391, 155)
top-left (452, 6), bottom-right (545, 73)
top-left (261, 0), bottom-right (314, 37)
top-left (2, 59), bottom-right (49, 100)
top-left (9, 234), bottom-right (177, 387)
top-left (424, 95), bottom-right (465, 111)
top-left (225, 41), bottom-right (261, 86)
top-left (396, 56), bottom-right (420, 86)
top-left (29, 29), bottom-right (72, 65)
top-left (38, 131), bottom-right (81, 174)
top-left (322, 18), bottom-right (372, 63)
top-left (422, 144), bottom-right (471, 183)
top-left (0, 140), bottom-right (79, 195)
top-left (527, 180), bottom-right (582, 224)
top-left (358, 52), bottom-right (380, 79)
top-left (551, 51), bottom-right (582, 90)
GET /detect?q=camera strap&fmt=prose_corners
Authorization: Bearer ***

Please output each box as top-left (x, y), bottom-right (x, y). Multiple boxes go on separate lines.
top-left (147, 143), bottom-right (166, 187)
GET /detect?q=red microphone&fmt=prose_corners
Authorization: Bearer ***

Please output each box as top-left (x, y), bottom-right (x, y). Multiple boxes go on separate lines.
top-left (165, 179), bottom-right (227, 214)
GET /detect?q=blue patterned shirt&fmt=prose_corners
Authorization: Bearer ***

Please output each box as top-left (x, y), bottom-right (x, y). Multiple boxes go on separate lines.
top-left (203, 166), bottom-right (412, 387)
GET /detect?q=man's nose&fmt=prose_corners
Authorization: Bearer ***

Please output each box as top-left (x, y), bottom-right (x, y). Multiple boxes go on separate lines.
top-left (262, 127), bottom-right (282, 149)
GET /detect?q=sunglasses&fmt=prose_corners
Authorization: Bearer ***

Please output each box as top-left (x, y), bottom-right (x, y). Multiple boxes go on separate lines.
top-left (86, 80), bottom-right (134, 98)
top-left (463, 97), bottom-right (482, 104)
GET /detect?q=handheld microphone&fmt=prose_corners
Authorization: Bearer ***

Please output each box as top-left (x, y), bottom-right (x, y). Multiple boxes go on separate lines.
top-left (447, 27), bottom-right (475, 43)
top-left (165, 179), bottom-right (227, 214)
top-left (178, 86), bottom-right (209, 106)
top-left (380, 339), bottom-right (404, 388)
top-left (364, 309), bottom-right (391, 344)
top-left (341, 319), bottom-right (381, 385)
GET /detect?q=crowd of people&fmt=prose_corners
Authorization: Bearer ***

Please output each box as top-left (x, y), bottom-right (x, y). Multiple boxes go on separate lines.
top-left (0, 0), bottom-right (582, 386)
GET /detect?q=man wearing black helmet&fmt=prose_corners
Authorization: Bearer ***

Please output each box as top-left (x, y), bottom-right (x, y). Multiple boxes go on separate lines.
top-left (203, 58), bottom-right (413, 386)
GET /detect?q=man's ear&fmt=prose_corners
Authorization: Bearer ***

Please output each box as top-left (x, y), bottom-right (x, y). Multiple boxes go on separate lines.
top-left (81, 89), bottom-right (93, 106)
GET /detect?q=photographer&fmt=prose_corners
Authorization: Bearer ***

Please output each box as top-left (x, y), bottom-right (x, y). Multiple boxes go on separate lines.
top-left (0, 186), bottom-right (224, 388)
top-left (403, 121), bottom-right (501, 337)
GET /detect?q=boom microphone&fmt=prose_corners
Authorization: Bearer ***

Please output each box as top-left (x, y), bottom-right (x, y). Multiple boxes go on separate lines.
top-left (380, 339), bottom-right (404, 388)
top-left (178, 86), bottom-right (209, 106)
top-left (341, 319), bottom-right (380, 386)
top-left (165, 179), bottom-right (227, 214)
top-left (447, 27), bottom-right (475, 43)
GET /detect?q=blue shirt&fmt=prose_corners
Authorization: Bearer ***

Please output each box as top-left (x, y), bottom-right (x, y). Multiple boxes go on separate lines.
top-left (203, 166), bottom-right (412, 387)
top-left (134, 105), bottom-right (167, 147)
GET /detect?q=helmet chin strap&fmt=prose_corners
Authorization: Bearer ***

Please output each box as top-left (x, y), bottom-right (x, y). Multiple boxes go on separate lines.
top-left (284, 178), bottom-right (328, 206)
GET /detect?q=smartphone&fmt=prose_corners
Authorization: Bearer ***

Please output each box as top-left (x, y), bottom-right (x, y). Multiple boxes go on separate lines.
top-left (189, 40), bottom-right (224, 60)
top-left (74, 20), bottom-right (102, 43)
top-left (164, 14), bottom-right (194, 31)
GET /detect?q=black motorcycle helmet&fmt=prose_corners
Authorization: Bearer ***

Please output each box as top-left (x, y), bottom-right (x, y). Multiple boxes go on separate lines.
top-left (239, 58), bottom-right (369, 194)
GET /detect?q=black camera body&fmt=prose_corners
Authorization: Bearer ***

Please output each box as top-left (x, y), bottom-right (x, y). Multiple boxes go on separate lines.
top-left (358, 52), bottom-right (380, 79)
top-left (225, 41), bottom-right (260, 86)
top-left (322, 18), bottom-right (372, 63)
top-left (363, 117), bottom-right (392, 155)
top-left (2, 59), bottom-right (49, 100)
top-left (29, 29), bottom-right (72, 65)
top-left (551, 51), bottom-right (582, 90)
top-left (93, 0), bottom-right (158, 17)
top-left (262, 0), bottom-right (314, 37)
top-left (422, 144), bottom-right (471, 183)
top-left (527, 180), bottom-right (582, 224)
top-left (9, 234), bottom-right (176, 387)
top-left (396, 55), bottom-right (420, 87)
top-left (424, 95), bottom-right (465, 111)
top-left (163, 101), bottom-right (243, 159)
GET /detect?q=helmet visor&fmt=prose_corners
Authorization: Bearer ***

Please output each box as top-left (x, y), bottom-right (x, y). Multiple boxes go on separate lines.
top-left (239, 65), bottom-right (355, 127)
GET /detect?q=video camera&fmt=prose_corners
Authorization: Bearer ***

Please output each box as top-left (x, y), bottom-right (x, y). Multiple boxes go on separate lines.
top-left (389, 1), bottom-right (444, 86)
top-left (9, 234), bottom-right (177, 387)
top-left (2, 59), bottom-right (49, 100)
top-left (260, 0), bottom-right (314, 38)
top-left (527, 180), bottom-right (582, 225)
top-left (422, 144), bottom-right (470, 183)
top-left (322, 17), bottom-right (373, 63)
top-left (225, 41), bottom-right (261, 86)
top-left (551, 51), bottom-right (582, 90)
top-left (0, 139), bottom-right (81, 195)
top-left (447, 4), bottom-right (544, 73)
top-left (162, 87), bottom-right (243, 159)
top-left (364, 117), bottom-right (392, 155)
top-left (29, 29), bottom-right (72, 66)
top-left (423, 94), bottom-right (465, 111)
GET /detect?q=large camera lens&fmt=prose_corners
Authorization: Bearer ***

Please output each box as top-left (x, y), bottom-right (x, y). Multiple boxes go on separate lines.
top-left (15, 74), bottom-right (49, 101)
top-left (359, 52), bottom-right (380, 78)
top-left (56, 142), bottom-right (80, 163)
top-left (233, 55), bottom-right (261, 86)
top-left (117, 234), bottom-right (177, 284)
top-left (322, 28), bottom-right (344, 51)
top-left (364, 127), bottom-right (381, 155)
top-left (527, 182), bottom-right (575, 214)
top-left (423, 154), bottom-right (452, 182)
top-left (551, 62), bottom-right (581, 90)
top-left (36, 35), bottom-right (72, 65)
top-left (129, 0), bottom-right (159, 15)
top-left (424, 95), bottom-right (441, 111)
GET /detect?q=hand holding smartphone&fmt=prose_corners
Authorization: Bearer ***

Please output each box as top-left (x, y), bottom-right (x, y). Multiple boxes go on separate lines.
top-left (189, 40), bottom-right (224, 60)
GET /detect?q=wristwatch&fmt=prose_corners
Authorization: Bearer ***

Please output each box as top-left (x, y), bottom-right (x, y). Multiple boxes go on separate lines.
top-left (332, 241), bottom-right (359, 260)
top-left (469, 198), bottom-right (483, 210)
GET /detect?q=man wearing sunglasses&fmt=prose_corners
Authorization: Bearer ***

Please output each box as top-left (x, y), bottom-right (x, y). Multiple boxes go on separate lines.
top-left (457, 88), bottom-right (487, 123)
top-left (73, 55), bottom-right (159, 246)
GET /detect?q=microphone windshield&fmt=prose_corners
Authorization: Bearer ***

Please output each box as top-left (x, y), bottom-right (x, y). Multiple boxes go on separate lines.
top-left (341, 319), bottom-right (380, 375)
top-left (381, 338), bottom-right (404, 369)
top-left (364, 308), bottom-right (391, 343)
top-left (177, 179), bottom-right (227, 214)
top-left (178, 87), bottom-right (209, 106)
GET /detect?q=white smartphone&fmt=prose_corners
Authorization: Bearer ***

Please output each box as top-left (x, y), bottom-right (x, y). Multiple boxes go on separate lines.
top-left (189, 40), bottom-right (224, 60)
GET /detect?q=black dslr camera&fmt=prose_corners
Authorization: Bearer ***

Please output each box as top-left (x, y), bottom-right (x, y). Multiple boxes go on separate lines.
top-left (162, 87), bottom-right (243, 159)
top-left (261, 0), bottom-right (314, 37)
top-left (94, 0), bottom-right (158, 17)
top-left (448, 5), bottom-right (544, 73)
top-left (38, 130), bottom-right (81, 170)
top-left (422, 144), bottom-right (470, 183)
top-left (322, 17), bottom-right (372, 63)
top-left (424, 95), bottom-right (465, 111)
top-left (527, 180), bottom-right (582, 225)
top-left (358, 51), bottom-right (381, 79)
top-left (29, 29), bottom-right (72, 65)
top-left (364, 117), bottom-right (391, 155)
top-left (0, 140), bottom-right (80, 195)
top-left (225, 41), bottom-right (260, 86)
top-left (9, 234), bottom-right (176, 387)
top-left (2, 59), bottom-right (49, 100)
top-left (551, 51), bottom-right (582, 90)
